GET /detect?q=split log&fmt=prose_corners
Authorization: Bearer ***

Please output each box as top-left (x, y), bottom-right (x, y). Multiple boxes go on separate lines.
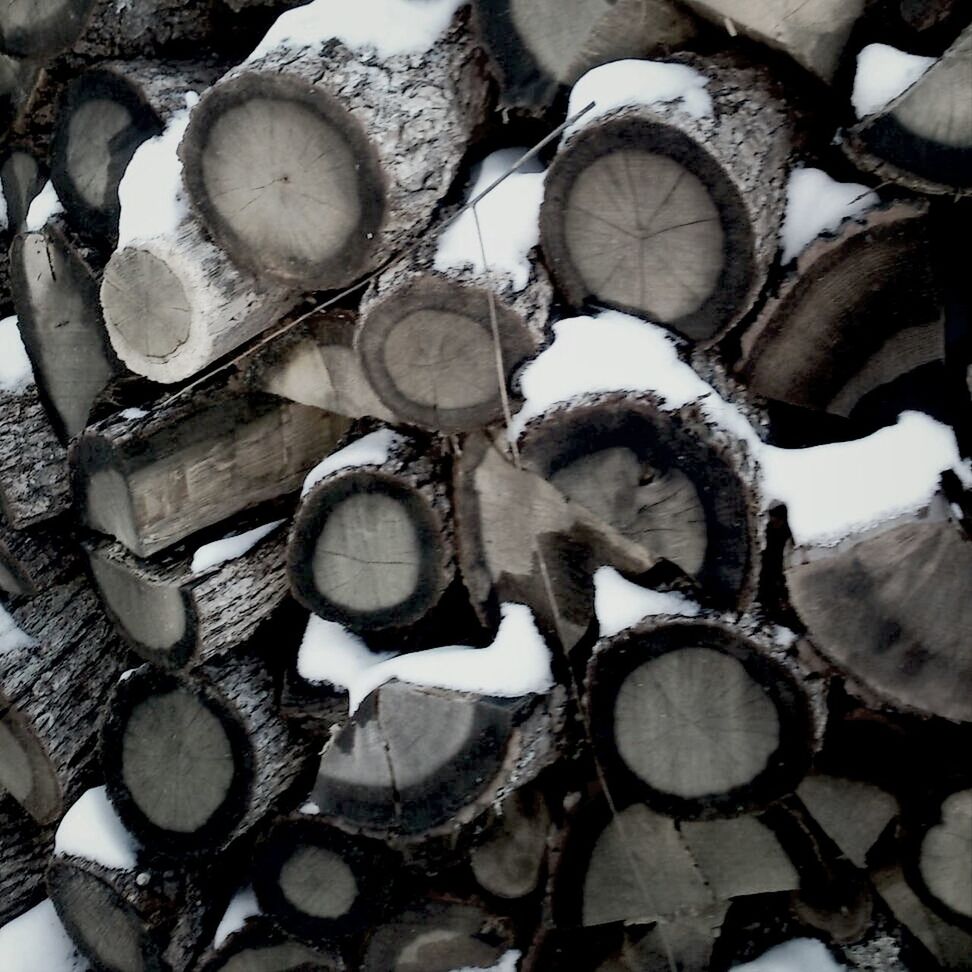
top-left (0, 366), bottom-right (71, 528)
top-left (0, 576), bottom-right (128, 824)
top-left (0, 797), bottom-right (51, 926)
top-left (85, 516), bottom-right (290, 669)
top-left (518, 394), bottom-right (762, 609)
top-left (0, 149), bottom-right (46, 232)
top-left (73, 380), bottom-right (349, 557)
top-left (179, 4), bottom-right (490, 291)
top-left (312, 680), bottom-right (562, 843)
top-left (50, 61), bottom-right (217, 242)
top-left (786, 498), bottom-right (972, 723)
top-left (242, 308), bottom-right (395, 423)
top-left (679, 0), bottom-right (865, 81)
top-left (844, 25), bottom-right (972, 196)
top-left (289, 432), bottom-right (454, 632)
top-left (196, 917), bottom-right (343, 972)
top-left (253, 815), bottom-right (394, 944)
top-left (100, 659), bottom-right (315, 856)
top-left (361, 897), bottom-right (514, 972)
top-left (0, 56), bottom-right (42, 138)
top-left (540, 58), bottom-right (791, 342)
top-left (0, 519), bottom-right (79, 597)
top-left (737, 201), bottom-right (945, 425)
top-left (585, 619), bottom-right (813, 818)
top-left (910, 789), bottom-right (972, 926)
top-left (9, 218), bottom-right (127, 441)
top-left (472, 0), bottom-right (697, 107)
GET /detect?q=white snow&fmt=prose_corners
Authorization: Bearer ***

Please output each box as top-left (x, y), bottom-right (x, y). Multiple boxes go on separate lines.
top-left (116, 98), bottom-right (196, 248)
top-left (852, 43), bottom-right (934, 118)
top-left (594, 566), bottom-right (701, 638)
top-left (512, 312), bottom-right (969, 548)
top-left (54, 787), bottom-right (139, 871)
top-left (761, 411), bottom-right (965, 547)
top-left (190, 519), bottom-right (285, 574)
top-left (301, 428), bottom-right (405, 497)
top-left (24, 180), bottom-right (63, 232)
top-left (119, 407), bottom-right (148, 420)
top-left (248, 0), bottom-right (465, 61)
top-left (0, 186), bottom-right (7, 232)
top-left (779, 168), bottom-right (879, 263)
top-left (566, 59), bottom-right (712, 138)
top-left (212, 886), bottom-right (261, 950)
top-left (0, 605), bottom-right (35, 653)
top-left (435, 148), bottom-right (546, 292)
top-left (0, 901), bottom-right (87, 972)
top-left (730, 938), bottom-right (845, 972)
top-left (0, 317), bottom-right (34, 394)
top-left (452, 950), bottom-right (522, 972)
top-left (300, 604), bottom-right (553, 715)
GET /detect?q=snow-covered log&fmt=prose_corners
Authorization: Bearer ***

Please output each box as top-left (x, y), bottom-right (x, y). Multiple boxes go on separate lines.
top-left (179, 0), bottom-right (491, 290)
top-left (540, 59), bottom-right (791, 343)
top-left (73, 378), bottom-right (349, 557)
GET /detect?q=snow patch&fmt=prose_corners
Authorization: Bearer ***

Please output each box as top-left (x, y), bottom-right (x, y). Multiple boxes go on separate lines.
top-left (566, 59), bottom-right (712, 138)
top-left (452, 950), bottom-right (522, 972)
top-left (0, 186), bottom-right (7, 232)
top-left (594, 566), bottom-right (701, 638)
top-left (190, 519), bottom-right (285, 574)
top-left (779, 168), bottom-right (879, 263)
top-left (248, 0), bottom-right (465, 61)
top-left (0, 606), bottom-right (35, 653)
top-left (0, 316), bottom-right (34, 393)
top-left (0, 901), bottom-right (87, 972)
top-left (301, 604), bottom-right (553, 715)
top-left (302, 428), bottom-right (405, 497)
top-left (116, 103), bottom-right (193, 247)
top-left (212, 887), bottom-right (261, 950)
top-left (55, 787), bottom-right (139, 871)
top-left (24, 181), bottom-right (63, 232)
top-left (852, 44), bottom-right (934, 118)
top-left (119, 407), bottom-right (148, 420)
top-left (435, 148), bottom-right (546, 292)
top-left (731, 938), bottom-right (845, 972)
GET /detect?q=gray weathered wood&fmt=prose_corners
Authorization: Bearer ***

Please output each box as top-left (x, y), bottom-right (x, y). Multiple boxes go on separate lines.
top-left (0, 797), bottom-right (51, 925)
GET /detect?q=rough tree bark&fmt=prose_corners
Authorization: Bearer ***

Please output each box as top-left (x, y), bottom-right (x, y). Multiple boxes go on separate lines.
top-left (0, 519), bottom-right (79, 597)
top-left (0, 797), bottom-right (51, 926)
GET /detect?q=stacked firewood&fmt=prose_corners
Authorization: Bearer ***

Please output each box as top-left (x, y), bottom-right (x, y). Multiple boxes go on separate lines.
top-left (0, 0), bottom-right (969, 970)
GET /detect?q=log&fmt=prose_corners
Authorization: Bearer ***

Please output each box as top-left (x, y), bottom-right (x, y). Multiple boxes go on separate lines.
top-left (0, 519), bottom-right (79, 597)
top-left (844, 25), bottom-right (972, 196)
top-left (179, 2), bottom-right (490, 290)
top-left (472, 0), bottom-right (697, 107)
top-left (9, 217), bottom-right (126, 442)
top-left (737, 201), bottom-right (945, 425)
top-left (354, 160), bottom-right (548, 433)
top-left (518, 393), bottom-right (762, 609)
top-left (0, 0), bottom-right (93, 57)
top-left (786, 499), bottom-right (972, 724)
top-left (0, 575), bottom-right (128, 824)
top-left (911, 788), bottom-right (972, 925)
top-left (85, 515), bottom-right (290, 669)
top-left (679, 0), bottom-right (865, 81)
top-left (360, 897), bottom-right (514, 972)
top-left (0, 797), bottom-right (51, 926)
top-left (540, 58), bottom-right (791, 343)
top-left (73, 379), bottom-right (349, 557)
top-left (585, 619), bottom-right (813, 818)
top-left (252, 814), bottom-right (394, 944)
top-left (100, 659), bottom-right (316, 856)
top-left (288, 431), bottom-right (455, 632)
top-left (50, 60), bottom-right (217, 242)
top-left (312, 679), bottom-right (561, 843)
top-left (242, 308), bottom-right (395, 423)
top-left (196, 917), bottom-right (343, 972)
top-left (0, 149), bottom-right (46, 232)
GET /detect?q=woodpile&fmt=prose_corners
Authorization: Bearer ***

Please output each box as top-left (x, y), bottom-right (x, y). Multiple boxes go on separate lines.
top-left (0, 1), bottom-right (969, 971)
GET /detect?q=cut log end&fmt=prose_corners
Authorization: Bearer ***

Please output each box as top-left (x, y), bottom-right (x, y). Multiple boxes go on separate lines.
top-left (289, 470), bottom-right (451, 631)
top-left (541, 120), bottom-right (754, 341)
top-left (917, 788), bottom-right (972, 923)
top-left (357, 279), bottom-right (536, 432)
top-left (0, 711), bottom-right (61, 823)
top-left (181, 74), bottom-right (384, 289)
top-left (0, 0), bottom-right (92, 57)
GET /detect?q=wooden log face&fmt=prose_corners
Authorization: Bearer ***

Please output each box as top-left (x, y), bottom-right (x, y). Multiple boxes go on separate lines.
top-left (0, 710), bottom-right (60, 824)
top-left (357, 278), bottom-right (536, 432)
top-left (541, 119), bottom-right (755, 342)
top-left (181, 73), bottom-right (385, 288)
top-left (0, 0), bottom-right (92, 57)
top-left (1, 150), bottom-right (45, 231)
top-left (587, 622), bottom-right (811, 817)
top-left (917, 789), bottom-right (972, 923)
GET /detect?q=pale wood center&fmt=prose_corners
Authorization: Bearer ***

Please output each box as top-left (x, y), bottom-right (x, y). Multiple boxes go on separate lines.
top-left (66, 98), bottom-right (132, 208)
top-left (279, 845), bottom-right (358, 919)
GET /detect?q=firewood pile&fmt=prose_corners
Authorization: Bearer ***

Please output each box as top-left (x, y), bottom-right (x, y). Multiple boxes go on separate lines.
top-left (0, 0), bottom-right (969, 970)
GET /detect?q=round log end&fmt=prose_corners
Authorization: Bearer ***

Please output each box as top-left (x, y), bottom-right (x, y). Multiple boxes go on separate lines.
top-left (0, 709), bottom-right (62, 824)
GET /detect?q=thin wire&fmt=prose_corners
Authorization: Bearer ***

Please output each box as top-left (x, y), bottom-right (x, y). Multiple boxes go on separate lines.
top-left (156, 100), bottom-right (596, 408)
